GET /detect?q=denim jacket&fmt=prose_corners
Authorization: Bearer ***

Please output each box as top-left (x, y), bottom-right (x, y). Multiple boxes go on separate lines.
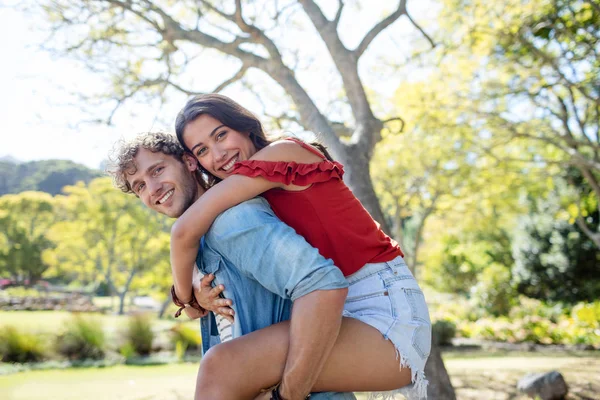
top-left (195, 198), bottom-right (355, 400)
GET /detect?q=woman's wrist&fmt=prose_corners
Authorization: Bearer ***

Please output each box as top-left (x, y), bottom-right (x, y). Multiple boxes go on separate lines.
top-left (171, 285), bottom-right (206, 318)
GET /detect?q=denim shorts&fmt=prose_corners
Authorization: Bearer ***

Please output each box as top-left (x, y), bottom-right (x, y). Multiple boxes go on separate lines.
top-left (342, 256), bottom-right (431, 400)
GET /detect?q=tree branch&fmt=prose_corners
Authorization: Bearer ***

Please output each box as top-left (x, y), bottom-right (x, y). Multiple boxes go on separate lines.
top-left (355, 0), bottom-right (407, 58)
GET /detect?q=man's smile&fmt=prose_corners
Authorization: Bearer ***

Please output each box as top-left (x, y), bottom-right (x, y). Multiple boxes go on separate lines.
top-left (157, 189), bottom-right (174, 205)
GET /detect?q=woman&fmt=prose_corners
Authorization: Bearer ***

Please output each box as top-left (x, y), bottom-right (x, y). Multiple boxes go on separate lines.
top-left (172, 94), bottom-right (431, 400)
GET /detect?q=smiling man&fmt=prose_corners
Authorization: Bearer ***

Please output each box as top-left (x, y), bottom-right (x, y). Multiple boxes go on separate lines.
top-left (107, 132), bottom-right (355, 400)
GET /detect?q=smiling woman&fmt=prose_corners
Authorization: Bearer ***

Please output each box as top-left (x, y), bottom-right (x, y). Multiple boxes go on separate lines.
top-left (168, 94), bottom-right (432, 400)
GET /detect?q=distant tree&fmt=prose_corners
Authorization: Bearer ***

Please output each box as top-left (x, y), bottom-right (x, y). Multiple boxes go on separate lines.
top-left (0, 160), bottom-right (101, 196)
top-left (46, 178), bottom-right (171, 314)
top-left (0, 192), bottom-right (56, 284)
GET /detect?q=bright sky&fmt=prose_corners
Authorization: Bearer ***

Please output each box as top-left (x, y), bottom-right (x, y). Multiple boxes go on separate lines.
top-left (1, 1), bottom-right (436, 170)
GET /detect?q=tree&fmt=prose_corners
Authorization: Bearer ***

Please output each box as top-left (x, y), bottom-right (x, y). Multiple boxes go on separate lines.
top-left (436, 0), bottom-right (600, 247)
top-left (30, 0), bottom-right (454, 395)
top-left (46, 178), bottom-right (171, 314)
top-left (0, 192), bottom-right (56, 284)
top-left (0, 160), bottom-right (101, 196)
top-left (512, 175), bottom-right (600, 303)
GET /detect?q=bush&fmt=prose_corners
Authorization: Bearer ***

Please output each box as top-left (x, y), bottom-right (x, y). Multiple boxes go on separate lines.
top-left (470, 262), bottom-right (517, 316)
top-left (56, 314), bottom-right (105, 360)
top-left (512, 186), bottom-right (600, 304)
top-left (432, 319), bottom-right (456, 346)
top-left (170, 323), bottom-right (202, 353)
top-left (0, 326), bottom-right (47, 363)
top-left (123, 313), bottom-right (154, 356)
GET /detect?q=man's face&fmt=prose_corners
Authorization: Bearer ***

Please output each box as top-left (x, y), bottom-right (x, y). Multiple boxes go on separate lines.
top-left (126, 148), bottom-right (202, 218)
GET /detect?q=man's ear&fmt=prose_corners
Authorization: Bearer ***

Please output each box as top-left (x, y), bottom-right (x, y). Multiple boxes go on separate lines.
top-left (182, 153), bottom-right (199, 172)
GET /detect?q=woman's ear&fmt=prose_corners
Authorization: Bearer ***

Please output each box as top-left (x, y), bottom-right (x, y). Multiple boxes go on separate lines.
top-left (182, 153), bottom-right (199, 172)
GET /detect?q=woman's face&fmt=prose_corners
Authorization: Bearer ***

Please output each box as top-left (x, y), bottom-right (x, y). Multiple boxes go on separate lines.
top-left (182, 114), bottom-right (257, 180)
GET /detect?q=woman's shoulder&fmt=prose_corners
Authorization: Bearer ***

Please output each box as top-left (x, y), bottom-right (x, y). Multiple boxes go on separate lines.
top-left (250, 138), bottom-right (323, 164)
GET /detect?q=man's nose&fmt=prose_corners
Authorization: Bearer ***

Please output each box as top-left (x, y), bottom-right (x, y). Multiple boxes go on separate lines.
top-left (147, 179), bottom-right (162, 196)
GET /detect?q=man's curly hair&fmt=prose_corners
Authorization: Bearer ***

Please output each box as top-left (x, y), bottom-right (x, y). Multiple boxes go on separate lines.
top-left (107, 132), bottom-right (191, 194)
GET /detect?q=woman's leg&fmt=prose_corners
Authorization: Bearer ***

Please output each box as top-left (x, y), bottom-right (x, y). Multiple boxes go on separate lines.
top-left (196, 317), bottom-right (412, 399)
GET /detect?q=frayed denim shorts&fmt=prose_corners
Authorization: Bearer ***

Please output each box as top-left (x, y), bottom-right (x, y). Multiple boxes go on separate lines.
top-left (342, 256), bottom-right (431, 400)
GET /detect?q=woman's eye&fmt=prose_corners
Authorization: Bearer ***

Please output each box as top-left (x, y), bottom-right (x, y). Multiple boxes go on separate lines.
top-left (216, 130), bottom-right (227, 140)
top-left (196, 147), bottom-right (207, 157)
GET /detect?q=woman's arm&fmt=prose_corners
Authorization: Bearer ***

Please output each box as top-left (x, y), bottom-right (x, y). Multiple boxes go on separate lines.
top-left (170, 174), bottom-right (282, 302)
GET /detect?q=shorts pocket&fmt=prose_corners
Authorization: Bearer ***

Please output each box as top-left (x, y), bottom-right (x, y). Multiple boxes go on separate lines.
top-left (344, 275), bottom-right (393, 319)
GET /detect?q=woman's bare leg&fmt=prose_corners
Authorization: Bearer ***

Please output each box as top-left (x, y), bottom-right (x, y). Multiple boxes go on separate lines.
top-left (196, 317), bottom-right (412, 399)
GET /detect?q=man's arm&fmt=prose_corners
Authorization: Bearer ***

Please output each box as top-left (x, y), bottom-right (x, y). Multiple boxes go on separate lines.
top-left (206, 198), bottom-right (348, 399)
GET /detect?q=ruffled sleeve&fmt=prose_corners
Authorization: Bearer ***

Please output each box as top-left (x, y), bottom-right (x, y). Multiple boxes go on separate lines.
top-left (231, 159), bottom-right (344, 186)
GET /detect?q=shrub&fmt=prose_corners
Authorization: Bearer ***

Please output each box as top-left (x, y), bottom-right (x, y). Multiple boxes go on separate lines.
top-left (470, 262), bottom-right (516, 316)
top-left (0, 326), bottom-right (47, 363)
top-left (123, 313), bottom-right (154, 356)
top-left (56, 314), bottom-right (105, 360)
top-left (170, 323), bottom-right (202, 352)
top-left (432, 319), bottom-right (456, 346)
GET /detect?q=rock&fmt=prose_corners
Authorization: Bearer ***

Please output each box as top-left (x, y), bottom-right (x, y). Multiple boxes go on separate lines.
top-left (517, 371), bottom-right (568, 400)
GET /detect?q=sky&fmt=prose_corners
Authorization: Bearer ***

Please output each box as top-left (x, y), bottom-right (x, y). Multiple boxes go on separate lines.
top-left (0, 1), bottom-right (435, 170)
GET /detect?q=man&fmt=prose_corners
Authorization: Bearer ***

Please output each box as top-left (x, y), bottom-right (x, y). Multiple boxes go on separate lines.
top-left (108, 132), bottom-right (355, 400)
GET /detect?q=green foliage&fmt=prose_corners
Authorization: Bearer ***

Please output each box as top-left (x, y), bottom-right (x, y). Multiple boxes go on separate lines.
top-left (470, 263), bottom-right (517, 316)
top-left (56, 314), bottom-right (106, 360)
top-left (0, 192), bottom-right (57, 284)
top-left (454, 298), bottom-right (600, 347)
top-left (512, 188), bottom-right (600, 303)
top-left (432, 320), bottom-right (457, 346)
top-left (0, 326), bottom-right (48, 363)
top-left (45, 178), bottom-right (171, 315)
top-left (123, 314), bottom-right (154, 356)
top-left (170, 323), bottom-right (202, 353)
top-left (118, 343), bottom-right (136, 360)
top-left (0, 160), bottom-right (101, 196)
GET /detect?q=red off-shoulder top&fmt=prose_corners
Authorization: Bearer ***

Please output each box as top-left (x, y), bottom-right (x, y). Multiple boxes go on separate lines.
top-left (230, 138), bottom-right (402, 277)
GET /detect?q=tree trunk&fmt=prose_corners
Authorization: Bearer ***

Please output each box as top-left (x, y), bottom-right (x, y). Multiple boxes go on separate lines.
top-left (425, 344), bottom-right (456, 400)
top-left (118, 291), bottom-right (126, 315)
top-left (342, 156), bottom-right (456, 399)
top-left (158, 292), bottom-right (172, 319)
top-left (341, 146), bottom-right (390, 231)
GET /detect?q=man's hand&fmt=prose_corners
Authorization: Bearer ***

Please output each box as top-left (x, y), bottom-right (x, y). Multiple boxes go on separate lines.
top-left (194, 273), bottom-right (235, 323)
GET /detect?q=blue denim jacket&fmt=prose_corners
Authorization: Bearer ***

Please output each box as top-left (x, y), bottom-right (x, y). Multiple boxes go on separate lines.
top-left (196, 198), bottom-right (355, 400)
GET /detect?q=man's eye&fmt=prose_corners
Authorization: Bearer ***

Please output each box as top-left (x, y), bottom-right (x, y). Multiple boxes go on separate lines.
top-left (153, 166), bottom-right (164, 176)
top-left (137, 183), bottom-right (146, 192)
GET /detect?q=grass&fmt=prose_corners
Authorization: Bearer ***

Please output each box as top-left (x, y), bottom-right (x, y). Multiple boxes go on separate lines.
top-left (0, 351), bottom-right (598, 400)
top-left (0, 310), bottom-right (199, 338)
top-left (0, 364), bottom-right (198, 400)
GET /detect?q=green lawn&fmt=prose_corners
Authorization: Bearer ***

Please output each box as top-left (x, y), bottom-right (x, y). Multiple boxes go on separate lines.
top-left (0, 352), bottom-right (598, 400)
top-left (0, 310), bottom-right (199, 337)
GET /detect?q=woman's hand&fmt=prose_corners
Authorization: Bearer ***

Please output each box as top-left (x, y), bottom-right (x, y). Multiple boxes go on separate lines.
top-left (194, 273), bottom-right (235, 323)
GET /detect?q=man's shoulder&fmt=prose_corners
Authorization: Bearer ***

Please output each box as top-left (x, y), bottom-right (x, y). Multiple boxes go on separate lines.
top-left (209, 197), bottom-right (276, 235)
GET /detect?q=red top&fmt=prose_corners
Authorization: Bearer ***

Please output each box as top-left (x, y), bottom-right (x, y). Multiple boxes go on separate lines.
top-left (230, 138), bottom-right (403, 276)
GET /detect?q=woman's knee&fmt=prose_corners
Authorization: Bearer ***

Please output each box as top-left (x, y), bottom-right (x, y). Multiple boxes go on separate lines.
top-left (196, 344), bottom-right (236, 387)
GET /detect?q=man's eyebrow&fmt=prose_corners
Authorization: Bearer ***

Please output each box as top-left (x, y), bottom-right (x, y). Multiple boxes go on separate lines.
top-left (190, 124), bottom-right (226, 153)
top-left (129, 160), bottom-right (163, 190)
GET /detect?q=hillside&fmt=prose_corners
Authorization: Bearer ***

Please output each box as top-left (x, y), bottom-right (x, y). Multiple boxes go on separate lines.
top-left (0, 159), bottom-right (102, 196)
